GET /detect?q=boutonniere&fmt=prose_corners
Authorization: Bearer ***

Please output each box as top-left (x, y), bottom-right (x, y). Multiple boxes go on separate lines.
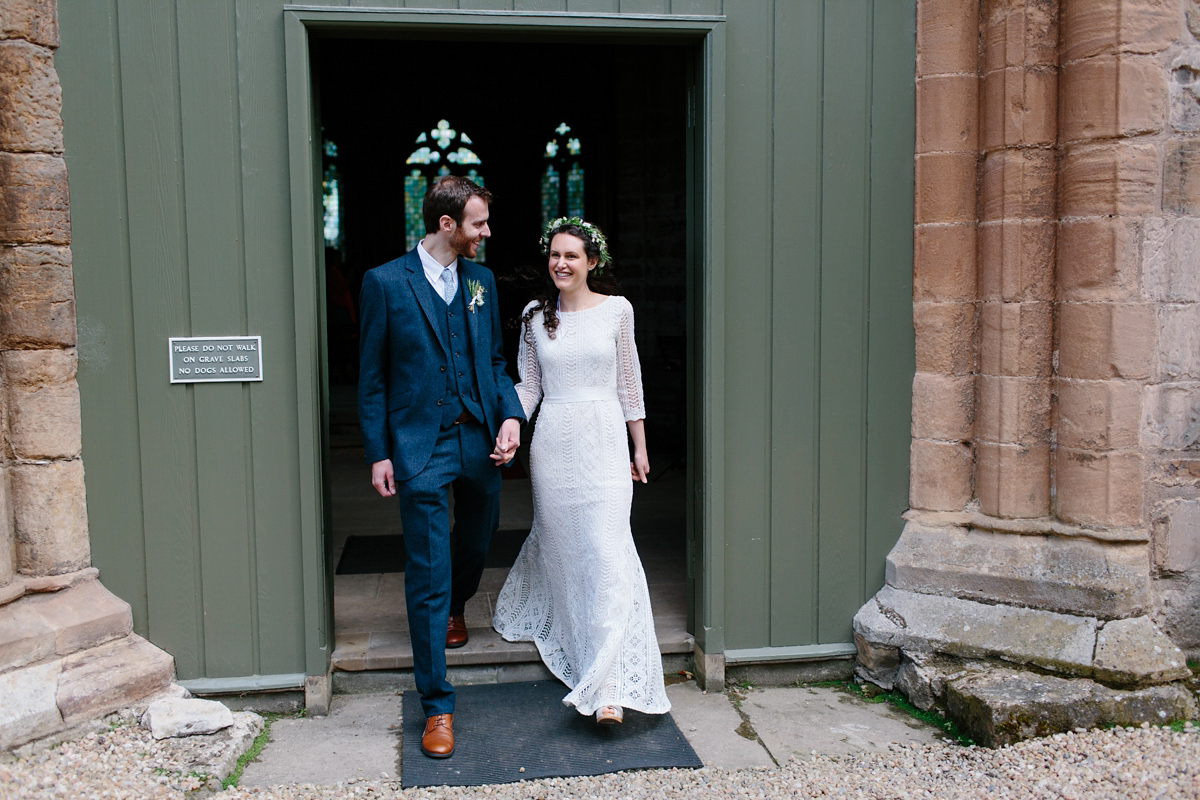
top-left (466, 279), bottom-right (486, 313)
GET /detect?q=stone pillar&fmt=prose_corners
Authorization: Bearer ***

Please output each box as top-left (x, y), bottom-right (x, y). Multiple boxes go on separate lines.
top-left (910, 0), bottom-right (979, 513)
top-left (0, 0), bottom-right (176, 752)
top-left (975, 0), bottom-right (1056, 518)
top-left (853, 0), bottom-right (1197, 745)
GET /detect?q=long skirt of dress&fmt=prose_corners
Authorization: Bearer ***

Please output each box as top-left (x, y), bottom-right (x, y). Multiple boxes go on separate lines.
top-left (493, 397), bottom-right (670, 716)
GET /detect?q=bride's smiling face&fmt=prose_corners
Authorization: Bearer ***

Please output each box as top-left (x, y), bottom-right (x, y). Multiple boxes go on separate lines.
top-left (548, 233), bottom-right (597, 294)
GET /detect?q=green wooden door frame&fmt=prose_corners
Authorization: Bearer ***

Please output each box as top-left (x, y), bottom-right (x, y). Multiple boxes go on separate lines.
top-left (281, 7), bottom-right (728, 675)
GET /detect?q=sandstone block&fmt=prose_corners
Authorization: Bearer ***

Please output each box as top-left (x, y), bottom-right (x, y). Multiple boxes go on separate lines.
top-left (914, 223), bottom-right (976, 302)
top-left (983, 0), bottom-right (1058, 72)
top-left (911, 372), bottom-right (974, 440)
top-left (978, 219), bottom-right (1055, 302)
top-left (1060, 55), bottom-right (1166, 142)
top-left (1057, 303), bottom-right (1155, 381)
top-left (1159, 305), bottom-right (1200, 380)
top-left (917, 74), bottom-right (978, 153)
top-left (981, 66), bottom-right (1057, 150)
top-left (916, 152), bottom-right (977, 224)
top-left (142, 697), bottom-right (233, 740)
top-left (917, 0), bottom-right (979, 77)
top-left (57, 634), bottom-right (175, 725)
top-left (976, 441), bottom-right (1051, 518)
top-left (909, 439), bottom-right (973, 512)
top-left (0, 244), bottom-right (76, 347)
top-left (976, 374), bottom-right (1050, 445)
top-left (1058, 217), bottom-right (1139, 302)
top-left (914, 301), bottom-right (976, 374)
top-left (1143, 382), bottom-right (1200, 451)
top-left (1060, 141), bottom-right (1157, 217)
top-left (0, 463), bottom-right (12, 586)
top-left (1164, 137), bottom-right (1200, 215)
top-left (0, 40), bottom-right (62, 152)
top-left (0, 0), bottom-right (58, 48)
top-left (0, 660), bottom-right (62, 750)
top-left (1061, 0), bottom-right (1180, 61)
top-left (0, 152), bottom-right (69, 245)
top-left (0, 598), bottom-right (54, 671)
top-left (1056, 447), bottom-right (1145, 527)
top-left (886, 521), bottom-right (1152, 619)
top-left (1145, 217), bottom-right (1200, 302)
top-left (2, 346), bottom-right (75, 385)
top-left (1093, 616), bottom-right (1190, 685)
top-left (1055, 378), bottom-right (1141, 450)
top-left (979, 301), bottom-right (1053, 377)
top-left (27, 578), bottom-right (132, 656)
top-left (946, 670), bottom-right (1196, 748)
top-left (854, 585), bottom-right (1099, 676)
top-left (853, 630), bottom-right (901, 674)
top-left (10, 459), bottom-right (89, 576)
top-left (1159, 499), bottom-right (1200, 573)
top-left (1170, 48), bottom-right (1200, 131)
top-left (980, 148), bottom-right (1056, 222)
top-left (7, 380), bottom-right (81, 458)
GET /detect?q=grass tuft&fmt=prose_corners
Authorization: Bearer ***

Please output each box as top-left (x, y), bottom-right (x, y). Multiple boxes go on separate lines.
top-left (221, 711), bottom-right (300, 790)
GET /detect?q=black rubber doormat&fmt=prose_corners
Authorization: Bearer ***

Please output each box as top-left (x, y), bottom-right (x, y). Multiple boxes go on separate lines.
top-left (335, 529), bottom-right (530, 575)
top-left (400, 680), bottom-right (702, 788)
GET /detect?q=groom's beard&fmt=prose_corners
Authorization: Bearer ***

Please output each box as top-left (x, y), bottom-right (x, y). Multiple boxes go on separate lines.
top-left (450, 227), bottom-right (482, 259)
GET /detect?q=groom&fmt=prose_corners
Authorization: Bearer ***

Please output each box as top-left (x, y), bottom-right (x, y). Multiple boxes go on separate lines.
top-left (358, 175), bottom-right (524, 759)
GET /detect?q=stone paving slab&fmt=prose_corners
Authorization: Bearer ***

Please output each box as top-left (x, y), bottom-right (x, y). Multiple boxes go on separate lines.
top-left (236, 682), bottom-right (946, 787)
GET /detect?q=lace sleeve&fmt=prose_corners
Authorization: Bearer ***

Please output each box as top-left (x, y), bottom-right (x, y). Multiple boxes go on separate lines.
top-left (514, 306), bottom-right (542, 419)
top-left (615, 297), bottom-right (646, 421)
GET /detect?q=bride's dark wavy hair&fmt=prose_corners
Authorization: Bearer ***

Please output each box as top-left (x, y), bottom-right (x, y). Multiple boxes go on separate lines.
top-left (521, 221), bottom-right (620, 342)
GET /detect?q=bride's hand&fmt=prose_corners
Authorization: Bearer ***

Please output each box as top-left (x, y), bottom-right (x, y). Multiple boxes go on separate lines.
top-left (630, 451), bottom-right (649, 484)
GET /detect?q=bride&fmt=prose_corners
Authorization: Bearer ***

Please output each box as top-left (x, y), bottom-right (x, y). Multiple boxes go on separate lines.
top-left (491, 217), bottom-right (670, 724)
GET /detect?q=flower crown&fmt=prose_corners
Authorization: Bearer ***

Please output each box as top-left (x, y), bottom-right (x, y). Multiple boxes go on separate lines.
top-left (540, 216), bottom-right (611, 273)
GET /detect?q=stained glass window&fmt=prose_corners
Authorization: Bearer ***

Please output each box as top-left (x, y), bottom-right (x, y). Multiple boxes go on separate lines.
top-left (322, 137), bottom-right (342, 251)
top-left (541, 122), bottom-right (584, 225)
top-left (403, 119), bottom-right (486, 262)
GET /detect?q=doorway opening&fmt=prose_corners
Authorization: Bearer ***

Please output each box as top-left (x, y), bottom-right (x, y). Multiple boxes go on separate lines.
top-left (315, 35), bottom-right (695, 672)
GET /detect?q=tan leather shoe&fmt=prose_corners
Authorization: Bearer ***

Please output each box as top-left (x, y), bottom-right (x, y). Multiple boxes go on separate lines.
top-left (446, 614), bottom-right (468, 649)
top-left (596, 705), bottom-right (623, 725)
top-left (421, 713), bottom-right (455, 758)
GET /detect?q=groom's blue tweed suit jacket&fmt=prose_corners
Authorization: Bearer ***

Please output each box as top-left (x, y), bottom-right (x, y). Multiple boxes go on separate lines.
top-left (357, 248), bottom-right (524, 481)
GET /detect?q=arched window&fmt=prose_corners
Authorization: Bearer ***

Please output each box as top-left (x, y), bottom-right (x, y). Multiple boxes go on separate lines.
top-left (403, 119), bottom-right (486, 262)
top-left (541, 122), bottom-right (584, 226)
top-left (322, 137), bottom-right (343, 252)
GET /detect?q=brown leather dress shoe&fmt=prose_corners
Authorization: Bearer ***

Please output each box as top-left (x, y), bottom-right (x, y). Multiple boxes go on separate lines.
top-left (446, 614), bottom-right (468, 649)
top-left (421, 713), bottom-right (455, 758)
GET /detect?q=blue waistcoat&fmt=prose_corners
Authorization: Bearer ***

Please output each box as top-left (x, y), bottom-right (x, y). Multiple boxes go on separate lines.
top-left (424, 278), bottom-right (485, 429)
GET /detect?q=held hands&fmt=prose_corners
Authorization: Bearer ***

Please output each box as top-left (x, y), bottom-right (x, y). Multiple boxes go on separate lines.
top-left (491, 418), bottom-right (522, 466)
top-left (630, 449), bottom-right (650, 484)
top-left (371, 459), bottom-right (396, 497)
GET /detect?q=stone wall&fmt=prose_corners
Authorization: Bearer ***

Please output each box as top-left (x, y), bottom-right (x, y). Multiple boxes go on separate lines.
top-left (855, 0), bottom-right (1199, 727)
top-left (0, 0), bottom-right (175, 752)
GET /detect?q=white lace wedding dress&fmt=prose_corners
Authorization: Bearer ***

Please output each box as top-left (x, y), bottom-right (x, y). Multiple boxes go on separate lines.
top-left (493, 295), bottom-right (671, 716)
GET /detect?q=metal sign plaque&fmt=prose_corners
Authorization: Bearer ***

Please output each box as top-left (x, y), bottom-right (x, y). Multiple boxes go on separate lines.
top-left (169, 336), bottom-right (263, 383)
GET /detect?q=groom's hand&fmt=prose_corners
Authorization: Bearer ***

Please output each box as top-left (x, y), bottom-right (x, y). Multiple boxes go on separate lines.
top-left (490, 418), bottom-right (521, 466)
top-left (371, 459), bottom-right (396, 497)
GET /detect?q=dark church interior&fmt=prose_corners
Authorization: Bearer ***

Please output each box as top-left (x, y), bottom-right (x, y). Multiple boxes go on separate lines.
top-left (314, 35), bottom-right (696, 669)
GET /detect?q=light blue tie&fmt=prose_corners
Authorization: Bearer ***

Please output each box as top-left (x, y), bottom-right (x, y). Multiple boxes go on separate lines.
top-left (440, 267), bottom-right (454, 304)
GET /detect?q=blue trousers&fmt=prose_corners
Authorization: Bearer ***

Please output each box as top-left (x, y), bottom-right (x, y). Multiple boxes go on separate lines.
top-left (396, 419), bottom-right (500, 717)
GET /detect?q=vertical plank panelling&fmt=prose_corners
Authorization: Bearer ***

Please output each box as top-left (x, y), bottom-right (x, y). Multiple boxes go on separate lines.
top-left (57, 0), bottom-right (150, 633)
top-left (459, 0), bottom-right (515, 9)
top-left (720, 0), bottom-right (773, 650)
top-left (568, 0), bottom-right (620, 12)
top-left (177, 0), bottom-right (257, 678)
top-left (238, 0), bottom-right (309, 675)
top-left (769, 0), bottom-right (822, 647)
top-left (671, 0), bottom-right (721, 14)
top-left (115, 0), bottom-right (205, 678)
top-left (864, 0), bottom-right (915, 596)
top-left (403, 0), bottom-right (459, 8)
top-left (817, 0), bottom-right (872, 643)
top-left (618, 0), bottom-right (670, 14)
top-left (514, 0), bottom-right (569, 11)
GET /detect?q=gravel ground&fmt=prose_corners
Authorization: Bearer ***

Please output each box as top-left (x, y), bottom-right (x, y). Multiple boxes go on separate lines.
top-left (2, 721), bottom-right (1198, 799)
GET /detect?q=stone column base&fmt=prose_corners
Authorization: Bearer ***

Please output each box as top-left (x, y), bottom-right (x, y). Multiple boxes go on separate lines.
top-left (0, 571), bottom-right (177, 751)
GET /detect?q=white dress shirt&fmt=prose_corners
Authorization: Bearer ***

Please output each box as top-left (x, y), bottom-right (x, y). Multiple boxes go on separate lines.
top-left (417, 240), bottom-right (457, 300)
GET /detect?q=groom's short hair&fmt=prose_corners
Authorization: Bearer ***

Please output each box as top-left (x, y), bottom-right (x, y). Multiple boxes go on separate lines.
top-left (423, 175), bottom-right (493, 234)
